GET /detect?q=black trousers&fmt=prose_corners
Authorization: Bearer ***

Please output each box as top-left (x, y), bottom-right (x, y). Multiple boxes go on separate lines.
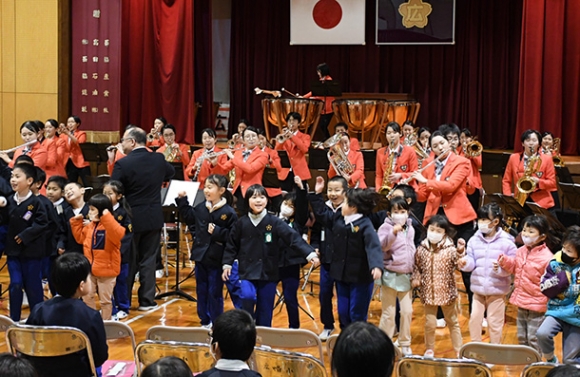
top-left (127, 229), bottom-right (161, 307)
top-left (65, 159), bottom-right (91, 186)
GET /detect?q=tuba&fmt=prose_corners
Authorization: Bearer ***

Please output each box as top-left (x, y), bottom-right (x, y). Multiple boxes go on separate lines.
top-left (515, 149), bottom-right (542, 206)
top-left (378, 142), bottom-right (397, 195)
top-left (325, 133), bottom-right (357, 187)
top-left (464, 138), bottom-right (483, 158)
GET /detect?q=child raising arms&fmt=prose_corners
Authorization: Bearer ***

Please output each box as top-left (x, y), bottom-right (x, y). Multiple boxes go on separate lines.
top-left (176, 174), bottom-right (238, 327)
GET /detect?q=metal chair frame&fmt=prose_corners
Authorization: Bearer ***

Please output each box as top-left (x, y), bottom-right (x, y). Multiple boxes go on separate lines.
top-left (398, 355), bottom-right (492, 377)
top-left (520, 361), bottom-right (558, 377)
top-left (146, 325), bottom-right (211, 344)
top-left (255, 326), bottom-right (324, 365)
top-left (249, 345), bottom-right (327, 377)
top-left (459, 341), bottom-right (542, 366)
top-left (135, 339), bottom-right (213, 375)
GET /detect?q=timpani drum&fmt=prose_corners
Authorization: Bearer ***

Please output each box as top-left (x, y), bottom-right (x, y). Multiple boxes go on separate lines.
top-left (261, 98), bottom-right (324, 141)
top-left (332, 99), bottom-right (388, 149)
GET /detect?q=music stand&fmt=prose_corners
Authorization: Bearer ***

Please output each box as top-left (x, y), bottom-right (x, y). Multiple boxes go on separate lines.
top-left (277, 150), bottom-right (291, 168)
top-left (170, 162), bottom-right (184, 181)
top-left (556, 166), bottom-right (574, 184)
top-left (481, 152), bottom-right (511, 175)
top-left (488, 194), bottom-right (531, 221)
top-left (362, 150), bottom-right (377, 171)
top-left (559, 182), bottom-right (580, 210)
top-left (156, 180), bottom-right (200, 302)
top-left (526, 202), bottom-right (566, 233)
top-left (80, 143), bottom-right (100, 163)
top-left (310, 80), bottom-right (342, 98)
top-left (308, 148), bottom-right (330, 170)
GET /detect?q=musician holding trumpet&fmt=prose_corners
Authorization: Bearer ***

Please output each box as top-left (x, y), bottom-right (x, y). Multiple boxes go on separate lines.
top-left (274, 112), bottom-right (311, 191)
top-left (146, 117), bottom-right (167, 148)
top-left (185, 128), bottom-right (229, 188)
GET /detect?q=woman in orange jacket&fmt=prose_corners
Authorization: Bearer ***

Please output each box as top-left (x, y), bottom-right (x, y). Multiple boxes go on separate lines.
top-left (61, 116), bottom-right (91, 186)
top-left (70, 194), bottom-right (125, 320)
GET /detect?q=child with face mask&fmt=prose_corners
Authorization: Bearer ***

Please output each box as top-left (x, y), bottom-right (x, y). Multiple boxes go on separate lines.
top-left (458, 203), bottom-right (517, 344)
top-left (537, 225), bottom-right (580, 364)
top-left (377, 196), bottom-right (416, 356)
top-left (497, 215), bottom-right (554, 353)
top-left (412, 215), bottom-right (463, 358)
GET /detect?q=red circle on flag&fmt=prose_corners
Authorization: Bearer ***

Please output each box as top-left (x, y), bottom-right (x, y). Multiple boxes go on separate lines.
top-left (313, 0), bottom-right (342, 29)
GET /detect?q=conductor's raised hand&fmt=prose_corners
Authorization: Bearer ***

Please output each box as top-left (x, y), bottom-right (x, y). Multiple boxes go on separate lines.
top-left (315, 176), bottom-right (325, 194)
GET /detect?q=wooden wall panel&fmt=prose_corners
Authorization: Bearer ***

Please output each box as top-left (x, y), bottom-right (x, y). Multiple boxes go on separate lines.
top-left (1, 93), bottom-right (17, 147)
top-left (1, 0), bottom-right (16, 93)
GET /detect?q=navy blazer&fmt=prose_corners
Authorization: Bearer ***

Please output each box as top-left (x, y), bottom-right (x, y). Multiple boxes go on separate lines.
top-left (176, 196), bottom-right (238, 268)
top-left (53, 200), bottom-right (70, 253)
top-left (26, 296), bottom-right (108, 377)
top-left (113, 205), bottom-right (133, 264)
top-left (63, 204), bottom-right (89, 254)
top-left (307, 194), bottom-right (342, 265)
top-left (111, 148), bottom-right (175, 232)
top-left (278, 187), bottom-right (309, 267)
top-left (309, 193), bottom-right (383, 284)
top-left (37, 194), bottom-right (59, 257)
top-left (224, 213), bottom-right (314, 281)
top-left (2, 194), bottom-right (49, 259)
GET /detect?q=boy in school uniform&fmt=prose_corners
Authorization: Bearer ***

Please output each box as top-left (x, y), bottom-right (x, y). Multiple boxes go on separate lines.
top-left (26, 253), bottom-right (108, 377)
top-left (62, 182), bottom-right (89, 254)
top-left (45, 176), bottom-right (70, 295)
top-left (1, 163), bottom-right (49, 321)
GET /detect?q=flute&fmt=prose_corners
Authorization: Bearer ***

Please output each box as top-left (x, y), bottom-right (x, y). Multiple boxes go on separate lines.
top-left (0, 140), bottom-right (38, 154)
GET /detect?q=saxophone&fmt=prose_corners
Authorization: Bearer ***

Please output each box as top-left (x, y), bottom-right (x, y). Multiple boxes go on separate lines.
top-left (515, 148), bottom-right (542, 206)
top-left (378, 142), bottom-right (396, 195)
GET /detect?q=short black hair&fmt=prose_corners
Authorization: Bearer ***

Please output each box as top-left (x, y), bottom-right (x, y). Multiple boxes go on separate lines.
top-left (477, 202), bottom-right (503, 222)
top-left (201, 128), bottom-right (216, 139)
top-left (520, 129), bottom-right (541, 144)
top-left (45, 119), bottom-right (59, 129)
top-left (88, 194), bottom-right (113, 217)
top-left (389, 196), bottom-right (409, 212)
top-left (439, 123), bottom-right (460, 137)
top-left (563, 225), bottom-right (580, 257)
top-left (391, 184), bottom-right (417, 206)
top-left (51, 253), bottom-right (91, 298)
top-left (211, 309), bottom-right (256, 361)
top-left (20, 121), bottom-right (40, 134)
top-left (141, 356), bottom-right (192, 377)
top-left (69, 115), bottom-right (82, 125)
top-left (385, 122), bottom-right (401, 134)
top-left (162, 124), bottom-right (177, 135)
top-left (460, 128), bottom-right (472, 138)
top-left (335, 122), bottom-right (349, 131)
top-left (14, 155), bottom-right (34, 166)
top-left (244, 184), bottom-right (268, 213)
top-left (34, 167), bottom-right (46, 186)
top-left (402, 120), bottom-right (414, 128)
top-left (429, 130), bottom-right (446, 147)
top-left (47, 175), bottom-right (67, 190)
top-left (286, 112), bottom-right (301, 123)
top-left (13, 164), bottom-right (36, 182)
top-left (242, 126), bottom-right (259, 139)
top-left (331, 322), bottom-right (395, 377)
top-left (155, 116), bottom-right (168, 126)
top-left (0, 353), bottom-right (38, 377)
top-left (545, 365), bottom-right (580, 377)
top-left (425, 214), bottom-right (456, 240)
top-left (345, 189), bottom-right (379, 216)
top-left (316, 62), bottom-right (330, 77)
top-left (328, 176), bottom-right (348, 191)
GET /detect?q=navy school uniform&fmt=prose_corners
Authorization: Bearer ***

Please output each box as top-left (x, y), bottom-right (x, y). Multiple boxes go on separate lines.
top-left (177, 196), bottom-right (238, 326)
top-left (37, 195), bottom-right (60, 296)
top-left (308, 193), bottom-right (383, 328)
top-left (26, 295), bottom-right (108, 377)
top-left (63, 203), bottom-right (90, 253)
top-left (1, 193), bottom-right (49, 321)
top-left (223, 212), bottom-right (315, 327)
top-left (308, 199), bottom-right (342, 332)
top-left (112, 204), bottom-right (133, 315)
top-left (277, 187), bottom-right (309, 329)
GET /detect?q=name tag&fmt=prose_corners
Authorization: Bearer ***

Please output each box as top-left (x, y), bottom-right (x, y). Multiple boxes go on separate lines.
top-left (264, 232), bottom-right (272, 243)
top-left (22, 211), bottom-right (32, 221)
top-left (321, 230), bottom-right (325, 242)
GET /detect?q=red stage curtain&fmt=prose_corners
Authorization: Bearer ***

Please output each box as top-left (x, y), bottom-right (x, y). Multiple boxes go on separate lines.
top-left (194, 0), bottom-right (214, 140)
top-left (515, 0), bottom-right (580, 154)
top-left (230, 0), bottom-right (523, 149)
top-left (121, 0), bottom-right (195, 144)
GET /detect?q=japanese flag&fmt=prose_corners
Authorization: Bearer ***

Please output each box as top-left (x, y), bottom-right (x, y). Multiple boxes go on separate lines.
top-left (290, 0), bottom-right (366, 45)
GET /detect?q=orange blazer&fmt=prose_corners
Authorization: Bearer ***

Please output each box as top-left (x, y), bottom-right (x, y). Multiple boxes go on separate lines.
top-left (146, 135), bottom-right (165, 148)
top-left (275, 131), bottom-right (312, 180)
top-left (64, 130), bottom-right (90, 168)
top-left (185, 147), bottom-right (229, 188)
top-left (263, 147), bottom-right (283, 198)
top-left (222, 148), bottom-right (268, 196)
top-left (43, 136), bottom-right (67, 178)
top-left (328, 149), bottom-right (367, 188)
top-left (502, 153), bottom-right (556, 209)
top-left (156, 143), bottom-right (191, 175)
top-left (10, 142), bottom-right (47, 170)
top-left (375, 145), bottom-right (418, 190)
top-left (416, 153), bottom-right (477, 225)
top-left (303, 75), bottom-right (334, 114)
top-left (457, 148), bottom-right (482, 193)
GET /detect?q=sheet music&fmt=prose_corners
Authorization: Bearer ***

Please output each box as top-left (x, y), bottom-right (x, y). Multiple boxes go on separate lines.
top-left (162, 180), bottom-right (200, 207)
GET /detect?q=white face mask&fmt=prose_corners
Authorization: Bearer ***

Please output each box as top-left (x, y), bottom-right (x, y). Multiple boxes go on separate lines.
top-left (392, 213), bottom-right (408, 226)
top-left (427, 231), bottom-right (444, 244)
top-left (522, 235), bottom-right (540, 247)
top-left (280, 203), bottom-right (294, 218)
top-left (478, 221), bottom-right (493, 234)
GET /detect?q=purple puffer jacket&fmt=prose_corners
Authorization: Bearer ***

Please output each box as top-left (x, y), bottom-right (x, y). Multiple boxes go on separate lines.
top-left (377, 216), bottom-right (416, 274)
top-left (460, 229), bottom-right (517, 296)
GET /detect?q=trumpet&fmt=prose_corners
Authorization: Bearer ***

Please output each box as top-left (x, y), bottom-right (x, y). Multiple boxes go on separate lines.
top-left (0, 140), bottom-right (38, 155)
top-left (227, 134), bottom-right (240, 149)
top-left (275, 128), bottom-right (294, 144)
top-left (254, 87), bottom-right (282, 97)
top-left (463, 138), bottom-right (483, 158)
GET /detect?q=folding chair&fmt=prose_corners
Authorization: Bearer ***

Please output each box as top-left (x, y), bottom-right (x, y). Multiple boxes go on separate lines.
top-left (326, 334), bottom-right (339, 361)
top-left (135, 339), bottom-right (214, 374)
top-left (6, 324), bottom-right (97, 376)
top-left (249, 346), bottom-right (327, 377)
top-left (0, 315), bottom-right (15, 333)
top-left (102, 321), bottom-right (137, 377)
top-left (520, 362), bottom-right (557, 377)
top-left (398, 355), bottom-right (492, 377)
top-left (146, 325), bottom-right (211, 344)
top-left (459, 342), bottom-right (542, 365)
top-left (256, 326), bottom-right (324, 365)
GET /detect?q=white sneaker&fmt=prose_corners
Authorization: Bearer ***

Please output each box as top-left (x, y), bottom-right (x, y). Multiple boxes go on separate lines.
top-left (156, 270), bottom-right (164, 279)
top-left (482, 318), bottom-right (488, 328)
top-left (112, 311), bottom-right (129, 321)
top-left (401, 346), bottom-right (413, 356)
top-left (436, 318), bottom-right (446, 328)
top-left (201, 322), bottom-right (212, 329)
top-left (424, 349), bottom-right (434, 358)
top-left (319, 328), bottom-right (334, 341)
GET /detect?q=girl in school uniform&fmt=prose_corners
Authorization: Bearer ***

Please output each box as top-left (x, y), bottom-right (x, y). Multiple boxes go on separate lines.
top-left (222, 184), bottom-right (319, 327)
top-left (176, 174), bottom-right (238, 327)
top-left (309, 176), bottom-right (383, 328)
top-left (412, 215), bottom-right (463, 358)
top-left (458, 202), bottom-right (517, 344)
top-left (102, 180), bottom-right (133, 321)
top-left (377, 196), bottom-right (416, 356)
top-left (497, 215), bottom-right (555, 353)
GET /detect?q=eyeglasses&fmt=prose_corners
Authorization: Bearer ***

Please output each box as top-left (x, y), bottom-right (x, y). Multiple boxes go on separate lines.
top-left (120, 137), bottom-right (134, 143)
